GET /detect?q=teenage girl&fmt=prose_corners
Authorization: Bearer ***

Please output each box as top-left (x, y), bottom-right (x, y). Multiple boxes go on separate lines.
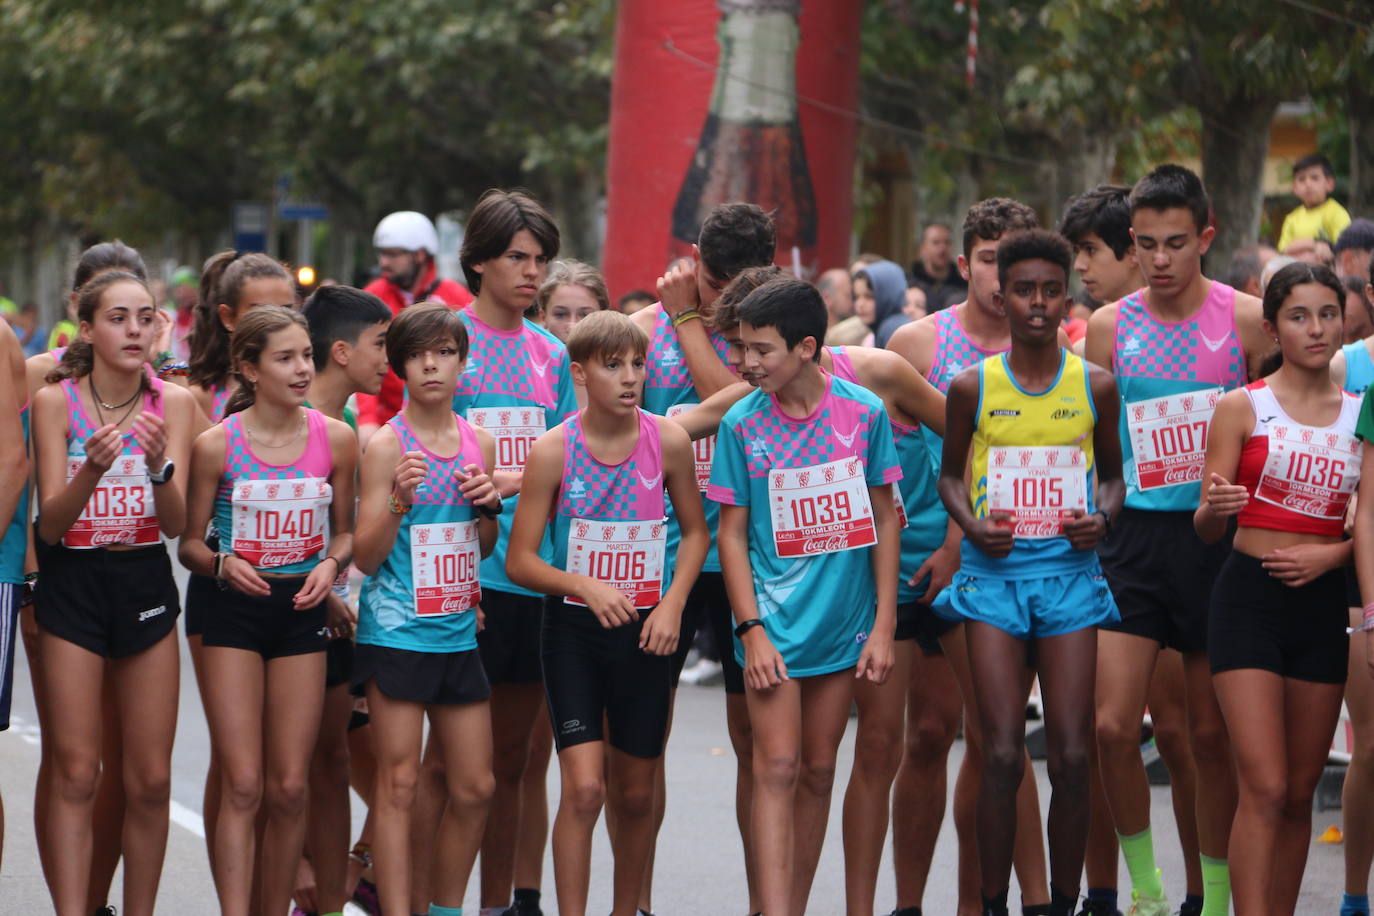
top-left (32, 271), bottom-right (197, 916)
top-left (1201, 262), bottom-right (1356, 916)
top-left (182, 250), bottom-right (298, 868)
top-left (180, 305), bottom-right (356, 916)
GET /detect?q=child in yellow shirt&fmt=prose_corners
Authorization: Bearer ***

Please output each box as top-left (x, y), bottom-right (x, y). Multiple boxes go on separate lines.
top-left (1278, 153), bottom-right (1350, 254)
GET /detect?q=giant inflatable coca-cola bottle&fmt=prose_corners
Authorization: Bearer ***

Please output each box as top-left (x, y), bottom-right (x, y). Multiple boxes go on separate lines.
top-left (668, 0), bottom-right (818, 276)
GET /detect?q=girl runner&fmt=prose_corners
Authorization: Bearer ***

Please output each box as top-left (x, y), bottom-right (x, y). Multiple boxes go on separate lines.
top-left (180, 305), bottom-right (356, 916)
top-left (32, 270), bottom-right (198, 916)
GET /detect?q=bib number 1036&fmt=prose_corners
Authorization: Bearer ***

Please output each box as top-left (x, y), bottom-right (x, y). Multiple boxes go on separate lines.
top-left (1256, 423), bottom-right (1360, 520)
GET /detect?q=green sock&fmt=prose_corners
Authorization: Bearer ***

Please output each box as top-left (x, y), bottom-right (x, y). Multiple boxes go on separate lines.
top-left (1117, 827), bottom-right (1165, 898)
top-left (1200, 855), bottom-right (1229, 916)
top-left (428, 906), bottom-right (462, 916)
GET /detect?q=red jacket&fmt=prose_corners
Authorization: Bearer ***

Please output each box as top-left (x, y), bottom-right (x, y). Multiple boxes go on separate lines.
top-left (355, 264), bottom-right (473, 427)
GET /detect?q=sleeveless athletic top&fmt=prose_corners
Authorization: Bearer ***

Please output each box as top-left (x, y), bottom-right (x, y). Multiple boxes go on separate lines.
top-left (1235, 380), bottom-right (1361, 538)
top-left (358, 411), bottom-right (485, 653)
top-left (921, 307), bottom-right (1009, 471)
top-left (1343, 340), bottom-right (1374, 396)
top-left (963, 350), bottom-right (1098, 580)
top-left (643, 307), bottom-right (735, 574)
top-left (207, 384), bottom-right (231, 423)
top-left (829, 346), bottom-right (945, 603)
top-left (1113, 282), bottom-right (1248, 512)
top-left (0, 404), bottom-right (29, 580)
top-left (214, 408), bottom-right (333, 575)
top-left (452, 311), bottom-right (577, 597)
top-left (552, 409), bottom-right (669, 606)
top-left (60, 376), bottom-right (165, 549)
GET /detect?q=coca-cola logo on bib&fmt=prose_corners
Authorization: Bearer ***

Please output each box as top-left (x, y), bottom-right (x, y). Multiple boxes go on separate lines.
top-left (92, 529), bottom-right (135, 546)
top-left (441, 597), bottom-right (464, 614)
top-left (1163, 467), bottom-right (1195, 484)
top-left (1020, 520), bottom-right (1063, 538)
top-left (261, 550), bottom-right (308, 567)
top-left (1282, 493), bottom-right (1329, 516)
top-left (803, 535), bottom-right (849, 553)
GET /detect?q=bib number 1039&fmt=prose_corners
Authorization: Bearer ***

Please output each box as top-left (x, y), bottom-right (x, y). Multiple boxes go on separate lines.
top-left (769, 457), bottom-right (876, 557)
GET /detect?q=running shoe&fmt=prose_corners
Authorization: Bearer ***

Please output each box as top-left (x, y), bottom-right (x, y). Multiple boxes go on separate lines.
top-left (1127, 888), bottom-right (1171, 916)
top-left (351, 876), bottom-right (380, 915)
top-left (1075, 899), bottom-right (1122, 916)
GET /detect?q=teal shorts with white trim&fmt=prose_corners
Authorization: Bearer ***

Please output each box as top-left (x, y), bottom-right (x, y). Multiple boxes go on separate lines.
top-left (932, 566), bottom-right (1119, 641)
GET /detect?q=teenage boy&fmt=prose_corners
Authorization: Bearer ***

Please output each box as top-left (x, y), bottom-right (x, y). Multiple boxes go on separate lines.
top-left (1277, 154), bottom-right (1351, 256)
top-left (936, 229), bottom-right (1124, 916)
top-left (507, 310), bottom-right (708, 916)
top-left (1084, 163), bottom-right (1269, 916)
top-left (633, 202), bottom-right (776, 914)
top-left (452, 190), bottom-right (578, 916)
top-left (886, 198), bottom-right (1055, 916)
top-left (705, 265), bottom-right (950, 915)
top-left (295, 284), bottom-right (392, 916)
top-left (1059, 186), bottom-right (1205, 916)
top-left (709, 276), bottom-right (901, 916)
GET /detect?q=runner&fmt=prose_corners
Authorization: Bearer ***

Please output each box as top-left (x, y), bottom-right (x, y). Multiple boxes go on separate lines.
top-left (183, 250), bottom-right (298, 877)
top-left (934, 229), bottom-right (1124, 916)
top-left (357, 210), bottom-right (473, 440)
top-left (706, 264), bottom-right (950, 915)
top-left (1059, 184), bottom-right (1203, 916)
top-left (293, 284), bottom-right (392, 916)
top-left (635, 202), bottom-right (775, 915)
top-left (352, 301), bottom-right (502, 916)
top-left (22, 240), bottom-right (152, 916)
top-left (32, 270), bottom-right (198, 916)
top-left (0, 315), bottom-right (32, 875)
top-left (886, 198), bottom-right (1054, 916)
top-left (449, 190), bottom-right (575, 916)
top-left (1201, 261), bottom-right (1353, 915)
top-left (180, 306), bottom-right (357, 916)
top-left (1085, 164), bottom-right (1269, 916)
top-left (507, 310), bottom-right (707, 916)
top-left (709, 275), bottom-right (902, 916)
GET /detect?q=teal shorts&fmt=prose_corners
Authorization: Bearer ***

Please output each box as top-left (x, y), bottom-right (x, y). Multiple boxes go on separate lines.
top-left (932, 567), bottom-right (1119, 641)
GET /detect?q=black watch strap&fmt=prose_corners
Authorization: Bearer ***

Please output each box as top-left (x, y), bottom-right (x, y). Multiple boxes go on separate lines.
top-left (734, 618), bottom-right (765, 639)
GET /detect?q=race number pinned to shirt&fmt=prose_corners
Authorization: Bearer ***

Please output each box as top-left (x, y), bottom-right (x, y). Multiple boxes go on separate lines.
top-left (769, 457), bottom-right (877, 558)
top-left (63, 455), bottom-right (159, 548)
top-left (1256, 423), bottom-right (1361, 519)
top-left (230, 477), bottom-right (330, 568)
top-left (986, 446), bottom-right (1087, 538)
top-left (666, 404), bottom-right (713, 492)
top-left (467, 407), bottom-right (545, 475)
top-left (411, 521), bottom-right (481, 616)
top-left (1126, 388), bottom-right (1222, 490)
top-left (565, 518), bottom-right (666, 609)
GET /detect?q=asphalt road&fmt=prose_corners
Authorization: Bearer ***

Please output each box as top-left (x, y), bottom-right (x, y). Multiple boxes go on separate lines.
top-left (0, 615), bottom-right (1348, 914)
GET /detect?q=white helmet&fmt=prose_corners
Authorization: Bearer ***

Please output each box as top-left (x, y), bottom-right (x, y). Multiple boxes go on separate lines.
top-left (373, 211), bottom-right (439, 255)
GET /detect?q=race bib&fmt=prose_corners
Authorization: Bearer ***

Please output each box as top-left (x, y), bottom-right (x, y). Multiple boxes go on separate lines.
top-left (769, 457), bottom-right (876, 558)
top-left (892, 489), bottom-right (908, 529)
top-left (666, 404), bottom-right (713, 492)
top-left (467, 406), bottom-right (545, 475)
top-left (986, 446), bottom-right (1088, 538)
top-left (565, 518), bottom-right (666, 609)
top-left (63, 454), bottom-right (159, 548)
top-left (230, 477), bottom-right (330, 568)
top-left (410, 521), bottom-right (481, 616)
top-left (1255, 423), bottom-right (1361, 519)
top-left (1126, 388), bottom-right (1222, 491)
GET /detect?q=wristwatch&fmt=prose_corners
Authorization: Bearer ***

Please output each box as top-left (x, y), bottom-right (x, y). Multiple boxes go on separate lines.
top-left (477, 496), bottom-right (504, 520)
top-left (148, 459), bottom-right (175, 485)
top-left (734, 618), bottom-right (765, 639)
top-left (1094, 507), bottom-right (1113, 535)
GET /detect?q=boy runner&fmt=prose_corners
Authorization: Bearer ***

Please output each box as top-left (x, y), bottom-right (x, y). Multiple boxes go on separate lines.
top-left (507, 310), bottom-right (708, 916)
top-left (709, 276), bottom-right (902, 916)
top-left (1084, 164), bottom-right (1269, 916)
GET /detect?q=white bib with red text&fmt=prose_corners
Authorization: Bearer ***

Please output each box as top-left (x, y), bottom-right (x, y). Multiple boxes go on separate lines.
top-left (565, 518), bottom-right (666, 609)
top-left (666, 403), bottom-right (713, 492)
top-left (1256, 422), bottom-right (1361, 520)
top-left (410, 520), bottom-right (482, 616)
top-left (63, 455), bottom-right (159, 549)
top-left (1126, 388), bottom-right (1222, 491)
top-left (986, 446), bottom-right (1088, 538)
top-left (466, 406), bottom-right (545, 475)
top-left (769, 457), bottom-right (876, 558)
top-left (229, 477), bottom-right (330, 568)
